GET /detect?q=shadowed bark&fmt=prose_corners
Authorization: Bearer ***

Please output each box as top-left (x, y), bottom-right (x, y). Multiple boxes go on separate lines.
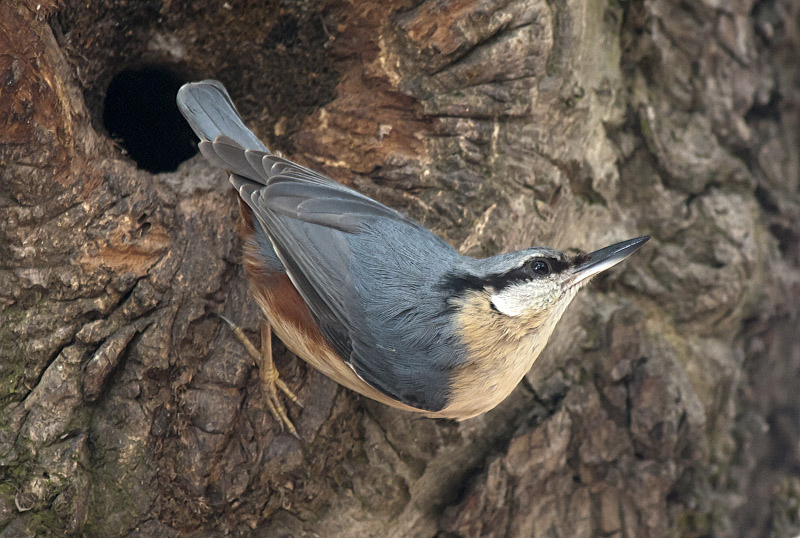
top-left (1, 0), bottom-right (799, 536)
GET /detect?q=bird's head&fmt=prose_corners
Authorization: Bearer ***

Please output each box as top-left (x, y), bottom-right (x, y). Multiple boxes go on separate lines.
top-left (447, 236), bottom-right (649, 339)
top-left (486, 236), bottom-right (649, 319)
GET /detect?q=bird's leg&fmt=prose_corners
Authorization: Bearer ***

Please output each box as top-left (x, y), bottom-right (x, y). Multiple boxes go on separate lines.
top-left (220, 316), bottom-right (302, 438)
top-left (258, 321), bottom-right (304, 437)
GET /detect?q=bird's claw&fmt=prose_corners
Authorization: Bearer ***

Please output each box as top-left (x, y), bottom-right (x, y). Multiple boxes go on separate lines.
top-left (219, 314), bottom-right (302, 439)
top-left (259, 348), bottom-right (301, 439)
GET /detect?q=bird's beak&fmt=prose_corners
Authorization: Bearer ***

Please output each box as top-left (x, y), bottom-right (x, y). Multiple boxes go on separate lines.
top-left (566, 235), bottom-right (650, 288)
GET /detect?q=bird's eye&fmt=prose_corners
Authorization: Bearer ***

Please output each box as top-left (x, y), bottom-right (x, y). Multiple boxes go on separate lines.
top-left (527, 259), bottom-right (551, 276)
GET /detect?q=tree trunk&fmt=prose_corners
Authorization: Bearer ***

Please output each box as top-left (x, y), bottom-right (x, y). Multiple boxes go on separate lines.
top-left (1, 0), bottom-right (798, 536)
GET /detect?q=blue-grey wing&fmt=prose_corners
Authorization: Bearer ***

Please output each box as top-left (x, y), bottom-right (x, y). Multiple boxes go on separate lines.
top-left (203, 138), bottom-right (462, 411)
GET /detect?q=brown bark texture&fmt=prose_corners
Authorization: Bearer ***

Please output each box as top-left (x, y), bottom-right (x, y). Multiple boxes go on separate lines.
top-left (1, 0), bottom-right (799, 536)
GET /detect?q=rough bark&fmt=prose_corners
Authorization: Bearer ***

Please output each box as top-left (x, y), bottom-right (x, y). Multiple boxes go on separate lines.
top-left (1, 0), bottom-right (798, 536)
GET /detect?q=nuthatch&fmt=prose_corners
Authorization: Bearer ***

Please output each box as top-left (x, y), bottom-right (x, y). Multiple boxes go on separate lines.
top-left (177, 80), bottom-right (648, 432)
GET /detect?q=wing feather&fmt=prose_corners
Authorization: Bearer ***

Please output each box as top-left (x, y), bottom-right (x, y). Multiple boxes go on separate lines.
top-left (219, 138), bottom-right (459, 411)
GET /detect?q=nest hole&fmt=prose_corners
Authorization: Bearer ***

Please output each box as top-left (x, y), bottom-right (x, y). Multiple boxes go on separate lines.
top-left (103, 65), bottom-right (198, 174)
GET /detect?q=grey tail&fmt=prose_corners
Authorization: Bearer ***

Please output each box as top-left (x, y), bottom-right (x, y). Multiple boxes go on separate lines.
top-left (176, 80), bottom-right (269, 153)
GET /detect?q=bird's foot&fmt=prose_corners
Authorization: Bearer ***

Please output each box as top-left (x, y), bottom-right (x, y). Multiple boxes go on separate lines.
top-left (219, 315), bottom-right (303, 439)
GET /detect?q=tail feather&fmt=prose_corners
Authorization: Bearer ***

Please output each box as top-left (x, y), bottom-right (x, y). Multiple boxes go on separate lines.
top-left (176, 80), bottom-right (269, 153)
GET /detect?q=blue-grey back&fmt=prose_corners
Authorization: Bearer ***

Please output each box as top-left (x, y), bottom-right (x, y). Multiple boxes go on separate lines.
top-left (341, 219), bottom-right (467, 410)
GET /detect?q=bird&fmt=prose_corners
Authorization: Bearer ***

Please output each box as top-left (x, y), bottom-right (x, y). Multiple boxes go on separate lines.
top-left (176, 79), bottom-right (649, 434)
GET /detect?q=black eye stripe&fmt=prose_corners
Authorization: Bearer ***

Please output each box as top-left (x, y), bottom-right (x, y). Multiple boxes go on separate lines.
top-left (440, 256), bottom-right (571, 297)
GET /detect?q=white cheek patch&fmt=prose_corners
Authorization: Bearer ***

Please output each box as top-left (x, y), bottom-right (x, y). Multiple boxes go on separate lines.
top-left (490, 286), bottom-right (530, 317)
top-left (489, 279), bottom-right (565, 318)
top-left (490, 294), bottom-right (524, 317)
